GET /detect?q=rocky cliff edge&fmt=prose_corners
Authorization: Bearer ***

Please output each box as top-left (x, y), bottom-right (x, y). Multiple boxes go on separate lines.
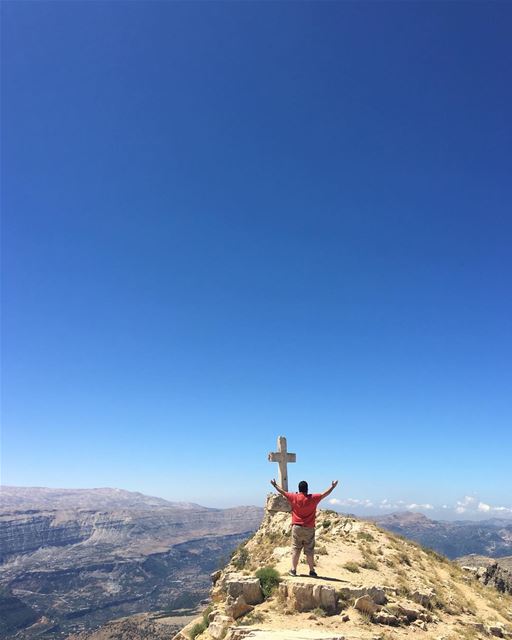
top-left (174, 495), bottom-right (512, 640)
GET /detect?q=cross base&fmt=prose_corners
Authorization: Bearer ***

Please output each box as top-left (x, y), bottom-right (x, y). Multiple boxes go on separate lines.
top-left (266, 493), bottom-right (292, 514)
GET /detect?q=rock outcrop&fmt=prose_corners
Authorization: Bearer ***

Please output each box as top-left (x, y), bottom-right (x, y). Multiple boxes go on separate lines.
top-left (457, 554), bottom-right (512, 595)
top-left (175, 502), bottom-right (512, 640)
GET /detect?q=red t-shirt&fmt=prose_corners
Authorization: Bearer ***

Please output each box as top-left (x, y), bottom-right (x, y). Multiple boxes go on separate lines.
top-left (284, 492), bottom-right (323, 527)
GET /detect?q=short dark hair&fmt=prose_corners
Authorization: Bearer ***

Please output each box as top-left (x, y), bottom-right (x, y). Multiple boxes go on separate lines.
top-left (298, 481), bottom-right (308, 494)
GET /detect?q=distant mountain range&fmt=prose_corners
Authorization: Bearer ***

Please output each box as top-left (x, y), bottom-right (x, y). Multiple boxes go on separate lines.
top-left (0, 485), bottom-right (203, 511)
top-left (367, 511), bottom-right (512, 559)
top-left (0, 486), bottom-right (263, 639)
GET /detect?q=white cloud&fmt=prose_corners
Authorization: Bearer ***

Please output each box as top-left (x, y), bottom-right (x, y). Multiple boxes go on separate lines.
top-left (455, 495), bottom-right (477, 514)
top-left (328, 494), bottom-right (512, 518)
top-left (407, 503), bottom-right (434, 510)
top-left (328, 497), bottom-right (374, 508)
top-left (452, 496), bottom-right (512, 517)
top-left (493, 506), bottom-right (512, 514)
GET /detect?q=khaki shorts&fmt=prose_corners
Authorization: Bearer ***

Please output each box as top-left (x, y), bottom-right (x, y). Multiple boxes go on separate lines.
top-left (292, 524), bottom-right (315, 554)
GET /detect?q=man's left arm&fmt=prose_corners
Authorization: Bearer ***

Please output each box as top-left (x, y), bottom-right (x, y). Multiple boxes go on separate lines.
top-left (319, 480), bottom-right (339, 501)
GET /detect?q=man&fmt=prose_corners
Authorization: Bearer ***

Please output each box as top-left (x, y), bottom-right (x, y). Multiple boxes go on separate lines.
top-left (270, 478), bottom-right (338, 577)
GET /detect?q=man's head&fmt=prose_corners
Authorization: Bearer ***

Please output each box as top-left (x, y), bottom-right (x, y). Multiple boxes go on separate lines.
top-left (298, 480), bottom-right (308, 494)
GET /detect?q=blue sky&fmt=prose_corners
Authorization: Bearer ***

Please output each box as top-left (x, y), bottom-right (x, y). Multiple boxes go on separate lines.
top-left (2, 1), bottom-right (511, 518)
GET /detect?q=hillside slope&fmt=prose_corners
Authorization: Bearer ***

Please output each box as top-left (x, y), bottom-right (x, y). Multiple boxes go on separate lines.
top-left (176, 499), bottom-right (512, 640)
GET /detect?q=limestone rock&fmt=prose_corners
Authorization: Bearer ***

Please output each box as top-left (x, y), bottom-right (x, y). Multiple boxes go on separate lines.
top-left (372, 612), bottom-right (400, 626)
top-left (393, 602), bottom-right (422, 622)
top-left (211, 570), bottom-right (222, 585)
top-left (354, 595), bottom-right (379, 615)
top-left (271, 546), bottom-right (290, 561)
top-left (411, 588), bottom-right (435, 608)
top-left (489, 624), bottom-right (505, 638)
top-left (226, 577), bottom-right (263, 604)
top-left (225, 595), bottom-right (254, 620)
top-left (208, 615), bottom-right (233, 640)
top-left (413, 620), bottom-right (427, 631)
top-left (265, 494), bottom-right (292, 513)
top-left (278, 581), bottom-right (337, 614)
top-left (313, 584), bottom-right (337, 614)
top-left (338, 586), bottom-right (388, 605)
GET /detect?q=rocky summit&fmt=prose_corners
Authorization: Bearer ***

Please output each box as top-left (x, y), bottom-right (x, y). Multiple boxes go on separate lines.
top-left (174, 498), bottom-right (512, 640)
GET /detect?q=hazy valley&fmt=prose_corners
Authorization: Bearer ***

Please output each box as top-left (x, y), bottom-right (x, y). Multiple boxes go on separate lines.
top-left (368, 511), bottom-right (512, 559)
top-left (0, 487), bottom-right (263, 639)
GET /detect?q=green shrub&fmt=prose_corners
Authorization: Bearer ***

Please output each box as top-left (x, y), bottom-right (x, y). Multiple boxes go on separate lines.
top-left (362, 557), bottom-right (378, 570)
top-left (237, 611), bottom-right (266, 626)
top-left (343, 561), bottom-right (360, 573)
top-left (423, 547), bottom-right (448, 563)
top-left (357, 532), bottom-right (374, 542)
top-left (202, 605), bottom-right (213, 628)
top-left (398, 551), bottom-right (411, 566)
top-left (189, 622), bottom-right (206, 639)
top-left (322, 520), bottom-right (331, 528)
top-left (255, 566), bottom-right (281, 598)
top-left (232, 545), bottom-right (249, 570)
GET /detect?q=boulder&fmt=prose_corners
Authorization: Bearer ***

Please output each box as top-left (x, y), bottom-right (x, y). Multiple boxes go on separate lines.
top-left (313, 584), bottom-right (337, 614)
top-left (225, 595), bottom-right (253, 620)
top-left (411, 589), bottom-right (435, 608)
top-left (354, 595), bottom-right (379, 615)
top-left (413, 620), bottom-right (427, 631)
top-left (278, 581), bottom-right (337, 614)
top-left (338, 586), bottom-right (388, 605)
top-left (265, 494), bottom-right (292, 513)
top-left (488, 625), bottom-right (505, 638)
top-left (372, 612), bottom-right (400, 626)
top-left (211, 570), bottom-right (222, 585)
top-left (208, 615), bottom-right (233, 640)
top-left (393, 602), bottom-right (422, 622)
top-left (226, 577), bottom-right (263, 605)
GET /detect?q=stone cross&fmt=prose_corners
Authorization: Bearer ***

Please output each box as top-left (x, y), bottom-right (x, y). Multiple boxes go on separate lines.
top-left (268, 436), bottom-right (296, 491)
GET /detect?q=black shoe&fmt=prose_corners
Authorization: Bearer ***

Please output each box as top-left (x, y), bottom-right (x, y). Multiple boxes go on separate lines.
top-left (309, 570), bottom-right (318, 577)
top-left (288, 569), bottom-right (296, 576)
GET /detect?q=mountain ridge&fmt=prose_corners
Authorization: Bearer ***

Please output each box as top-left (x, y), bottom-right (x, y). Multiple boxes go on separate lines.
top-left (0, 486), bottom-right (208, 511)
top-left (168, 500), bottom-right (512, 640)
top-left (367, 511), bottom-right (512, 559)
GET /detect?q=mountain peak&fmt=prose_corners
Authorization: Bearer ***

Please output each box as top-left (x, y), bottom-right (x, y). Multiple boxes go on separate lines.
top-left (175, 502), bottom-right (512, 640)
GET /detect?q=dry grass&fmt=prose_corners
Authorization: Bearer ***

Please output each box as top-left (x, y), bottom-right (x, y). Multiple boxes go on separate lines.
top-left (343, 561), bottom-right (360, 573)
